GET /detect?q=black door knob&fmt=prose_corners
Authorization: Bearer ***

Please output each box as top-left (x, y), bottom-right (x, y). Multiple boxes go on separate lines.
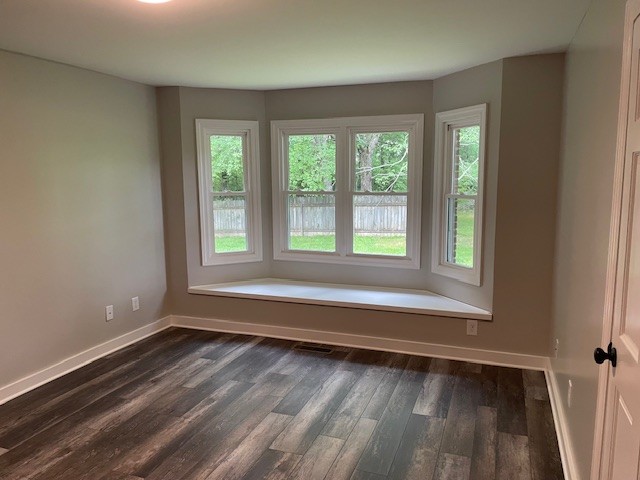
top-left (594, 342), bottom-right (617, 367)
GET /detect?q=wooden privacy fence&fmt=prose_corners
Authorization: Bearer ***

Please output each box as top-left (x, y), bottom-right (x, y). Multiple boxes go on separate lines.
top-left (213, 195), bottom-right (407, 236)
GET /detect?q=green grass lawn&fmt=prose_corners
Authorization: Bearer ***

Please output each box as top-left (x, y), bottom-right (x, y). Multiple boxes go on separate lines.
top-left (452, 211), bottom-right (474, 267)
top-left (214, 211), bottom-right (475, 262)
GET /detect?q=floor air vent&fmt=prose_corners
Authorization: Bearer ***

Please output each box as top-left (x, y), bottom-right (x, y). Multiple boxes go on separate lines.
top-left (294, 343), bottom-right (334, 354)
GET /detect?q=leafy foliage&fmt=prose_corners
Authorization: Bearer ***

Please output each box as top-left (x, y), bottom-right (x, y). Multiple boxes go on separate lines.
top-left (453, 126), bottom-right (480, 195)
top-left (209, 131), bottom-right (415, 193)
top-left (288, 135), bottom-right (336, 191)
top-left (355, 132), bottom-right (409, 192)
top-left (211, 135), bottom-right (244, 192)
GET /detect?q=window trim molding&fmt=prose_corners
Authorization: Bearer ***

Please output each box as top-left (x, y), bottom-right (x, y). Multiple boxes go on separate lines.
top-left (431, 104), bottom-right (487, 285)
top-left (195, 119), bottom-right (263, 266)
top-left (271, 114), bottom-right (424, 269)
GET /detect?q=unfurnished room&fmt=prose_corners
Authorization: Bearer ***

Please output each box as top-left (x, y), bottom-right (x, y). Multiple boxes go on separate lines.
top-left (0, 0), bottom-right (638, 479)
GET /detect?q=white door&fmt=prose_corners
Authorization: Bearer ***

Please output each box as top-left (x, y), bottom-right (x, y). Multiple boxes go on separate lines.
top-left (596, 1), bottom-right (640, 478)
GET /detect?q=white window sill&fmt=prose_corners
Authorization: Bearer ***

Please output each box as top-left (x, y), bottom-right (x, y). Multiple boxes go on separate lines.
top-left (188, 278), bottom-right (492, 320)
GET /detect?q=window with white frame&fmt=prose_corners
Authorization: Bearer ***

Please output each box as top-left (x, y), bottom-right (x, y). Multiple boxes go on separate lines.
top-left (432, 104), bottom-right (487, 285)
top-left (271, 114), bottom-right (424, 269)
top-left (196, 119), bottom-right (262, 266)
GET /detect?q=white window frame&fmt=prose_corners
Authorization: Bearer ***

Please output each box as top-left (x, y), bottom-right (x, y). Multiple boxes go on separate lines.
top-left (271, 114), bottom-right (423, 269)
top-left (196, 119), bottom-right (262, 266)
top-left (431, 104), bottom-right (487, 285)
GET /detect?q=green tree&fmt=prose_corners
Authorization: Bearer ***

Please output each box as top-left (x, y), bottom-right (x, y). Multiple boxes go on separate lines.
top-left (453, 126), bottom-right (480, 195)
top-left (288, 134), bottom-right (336, 191)
top-left (355, 132), bottom-right (409, 192)
top-left (210, 135), bottom-right (244, 192)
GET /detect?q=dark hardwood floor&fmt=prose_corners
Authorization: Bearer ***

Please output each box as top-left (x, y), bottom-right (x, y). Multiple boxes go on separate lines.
top-left (0, 328), bottom-right (563, 480)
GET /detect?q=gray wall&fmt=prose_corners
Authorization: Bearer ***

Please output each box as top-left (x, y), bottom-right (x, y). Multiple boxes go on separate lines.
top-left (551, 0), bottom-right (626, 478)
top-left (496, 54), bottom-right (565, 360)
top-left (433, 61), bottom-right (502, 312)
top-left (160, 56), bottom-right (564, 356)
top-left (0, 50), bottom-right (168, 387)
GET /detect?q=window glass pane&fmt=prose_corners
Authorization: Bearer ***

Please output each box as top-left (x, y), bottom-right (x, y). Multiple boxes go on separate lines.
top-left (210, 135), bottom-right (245, 192)
top-left (288, 134), bottom-right (336, 191)
top-left (213, 195), bottom-right (248, 253)
top-left (355, 132), bottom-right (409, 193)
top-left (452, 126), bottom-right (480, 195)
top-left (446, 197), bottom-right (475, 267)
top-left (353, 195), bottom-right (407, 256)
top-left (288, 194), bottom-right (335, 252)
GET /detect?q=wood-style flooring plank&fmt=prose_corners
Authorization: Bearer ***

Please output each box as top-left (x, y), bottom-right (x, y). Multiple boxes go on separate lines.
top-left (387, 414), bottom-right (445, 480)
top-left (241, 449), bottom-right (302, 480)
top-left (0, 330), bottom-right (219, 449)
top-left (272, 350), bottom-right (349, 416)
top-left (183, 336), bottom-right (264, 388)
top-left (350, 471), bottom-right (387, 480)
top-left (412, 358), bottom-right (458, 417)
top-left (0, 329), bottom-right (565, 480)
top-left (286, 435), bottom-right (345, 480)
top-left (270, 369), bottom-right (358, 454)
top-left (0, 329), bottom-right (184, 426)
top-left (204, 412), bottom-right (292, 480)
top-left (145, 395), bottom-right (281, 480)
top-left (0, 420), bottom-right (100, 480)
top-left (479, 365), bottom-right (499, 407)
top-left (140, 374), bottom-right (292, 479)
top-left (357, 355), bottom-right (431, 476)
top-left (433, 453), bottom-right (471, 480)
top-left (469, 406), bottom-right (497, 480)
top-left (496, 432), bottom-right (532, 480)
top-left (440, 369), bottom-right (483, 457)
top-left (496, 367), bottom-right (528, 436)
top-left (361, 354), bottom-right (410, 420)
top-left (322, 353), bottom-right (392, 439)
top-left (525, 394), bottom-right (563, 480)
top-left (324, 417), bottom-right (378, 480)
top-left (172, 377), bottom-right (301, 479)
top-left (103, 381), bottom-right (253, 478)
top-left (522, 369), bottom-right (549, 402)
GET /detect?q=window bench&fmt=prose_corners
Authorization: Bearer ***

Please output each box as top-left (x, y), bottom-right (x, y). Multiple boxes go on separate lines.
top-left (188, 278), bottom-right (492, 320)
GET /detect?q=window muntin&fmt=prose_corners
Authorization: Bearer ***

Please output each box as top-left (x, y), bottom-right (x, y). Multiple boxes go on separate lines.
top-left (196, 120), bottom-right (262, 266)
top-left (432, 105), bottom-right (486, 285)
top-left (272, 115), bottom-right (423, 269)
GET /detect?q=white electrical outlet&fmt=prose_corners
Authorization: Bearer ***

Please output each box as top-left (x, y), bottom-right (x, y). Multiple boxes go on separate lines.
top-left (132, 296), bottom-right (140, 312)
top-left (466, 320), bottom-right (478, 336)
top-left (567, 379), bottom-right (573, 408)
top-left (105, 305), bottom-right (114, 322)
top-left (554, 338), bottom-right (560, 358)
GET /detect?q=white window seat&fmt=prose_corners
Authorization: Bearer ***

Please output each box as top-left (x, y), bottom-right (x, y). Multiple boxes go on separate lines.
top-left (188, 278), bottom-right (492, 320)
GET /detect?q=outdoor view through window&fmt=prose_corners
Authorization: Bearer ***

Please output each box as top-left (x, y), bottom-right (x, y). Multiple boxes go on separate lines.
top-left (210, 134), bottom-right (249, 253)
top-left (354, 132), bottom-right (409, 256)
top-left (284, 131), bottom-right (410, 255)
top-left (446, 125), bottom-right (480, 268)
top-left (287, 134), bottom-right (337, 252)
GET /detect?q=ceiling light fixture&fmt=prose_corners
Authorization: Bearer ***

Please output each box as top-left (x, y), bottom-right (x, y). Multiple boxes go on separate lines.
top-left (137, 0), bottom-right (172, 4)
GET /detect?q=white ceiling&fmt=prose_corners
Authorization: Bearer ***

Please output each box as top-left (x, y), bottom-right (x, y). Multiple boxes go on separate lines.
top-left (0, 0), bottom-right (590, 90)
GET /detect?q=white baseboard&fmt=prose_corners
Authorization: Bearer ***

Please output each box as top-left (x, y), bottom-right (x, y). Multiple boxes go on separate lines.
top-left (0, 317), bottom-right (172, 406)
top-left (545, 364), bottom-right (580, 480)
top-left (170, 315), bottom-right (548, 370)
